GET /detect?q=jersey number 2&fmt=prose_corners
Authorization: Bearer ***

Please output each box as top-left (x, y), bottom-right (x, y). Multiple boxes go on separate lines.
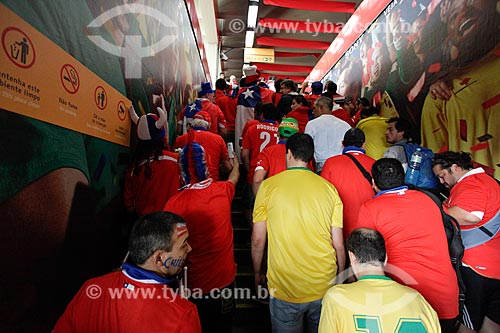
top-left (259, 132), bottom-right (278, 152)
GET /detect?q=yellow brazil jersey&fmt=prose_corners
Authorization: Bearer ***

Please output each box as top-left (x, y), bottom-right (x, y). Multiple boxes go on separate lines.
top-left (421, 55), bottom-right (500, 179)
top-left (356, 115), bottom-right (390, 160)
top-left (253, 168), bottom-right (343, 303)
top-left (319, 276), bottom-right (441, 333)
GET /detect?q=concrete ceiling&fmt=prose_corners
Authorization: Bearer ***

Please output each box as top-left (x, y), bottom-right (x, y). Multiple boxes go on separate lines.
top-left (215, 0), bottom-right (363, 80)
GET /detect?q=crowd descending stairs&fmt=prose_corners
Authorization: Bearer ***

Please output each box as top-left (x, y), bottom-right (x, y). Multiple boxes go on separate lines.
top-left (231, 166), bottom-right (271, 332)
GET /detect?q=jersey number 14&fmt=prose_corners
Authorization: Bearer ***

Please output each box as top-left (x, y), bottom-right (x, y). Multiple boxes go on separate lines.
top-left (354, 315), bottom-right (428, 333)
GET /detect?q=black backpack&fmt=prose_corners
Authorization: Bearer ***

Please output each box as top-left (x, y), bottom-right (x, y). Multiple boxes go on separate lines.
top-left (420, 189), bottom-right (466, 314)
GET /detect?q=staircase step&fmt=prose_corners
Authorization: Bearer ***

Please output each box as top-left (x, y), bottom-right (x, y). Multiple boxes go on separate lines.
top-left (231, 212), bottom-right (249, 228)
top-left (232, 196), bottom-right (244, 210)
top-left (234, 273), bottom-right (254, 291)
top-left (233, 226), bottom-right (251, 245)
top-left (230, 171), bottom-right (271, 332)
top-left (234, 247), bottom-right (252, 266)
top-left (233, 301), bottom-right (271, 332)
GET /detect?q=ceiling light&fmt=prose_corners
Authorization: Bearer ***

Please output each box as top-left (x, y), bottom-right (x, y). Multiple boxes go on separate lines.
top-left (247, 4), bottom-right (259, 29)
top-left (245, 30), bottom-right (255, 48)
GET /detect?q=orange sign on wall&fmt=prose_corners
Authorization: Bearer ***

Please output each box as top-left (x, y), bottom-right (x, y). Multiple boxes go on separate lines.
top-left (0, 3), bottom-right (131, 146)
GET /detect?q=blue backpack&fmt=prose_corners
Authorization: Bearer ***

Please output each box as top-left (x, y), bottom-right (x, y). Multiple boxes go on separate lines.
top-left (396, 142), bottom-right (439, 190)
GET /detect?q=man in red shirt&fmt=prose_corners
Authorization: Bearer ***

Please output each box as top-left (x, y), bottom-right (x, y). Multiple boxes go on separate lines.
top-left (332, 100), bottom-right (355, 127)
top-left (178, 82), bottom-right (227, 137)
top-left (173, 111), bottom-right (231, 181)
top-left (235, 65), bottom-right (274, 159)
top-left (53, 211), bottom-right (200, 333)
top-left (241, 104), bottom-right (281, 186)
top-left (215, 78), bottom-right (237, 144)
top-left (357, 158), bottom-right (459, 333)
top-left (252, 117), bottom-right (303, 195)
top-left (321, 128), bottom-right (375, 239)
top-left (241, 103), bottom-right (280, 224)
top-left (165, 138), bottom-right (240, 333)
top-left (433, 151), bottom-right (500, 333)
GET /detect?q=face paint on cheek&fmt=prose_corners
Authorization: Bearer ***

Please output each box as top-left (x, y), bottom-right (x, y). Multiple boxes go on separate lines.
top-left (163, 257), bottom-right (185, 269)
top-left (177, 225), bottom-right (188, 237)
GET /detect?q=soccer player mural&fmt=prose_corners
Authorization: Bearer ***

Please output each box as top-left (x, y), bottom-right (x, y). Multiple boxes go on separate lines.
top-left (0, 0), bottom-right (207, 331)
top-left (323, 0), bottom-right (499, 179)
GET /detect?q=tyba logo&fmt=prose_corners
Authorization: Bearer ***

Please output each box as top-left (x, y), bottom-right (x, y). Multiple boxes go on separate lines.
top-left (86, 4), bottom-right (177, 78)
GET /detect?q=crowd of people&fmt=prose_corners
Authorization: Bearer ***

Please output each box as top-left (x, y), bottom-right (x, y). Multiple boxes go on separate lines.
top-left (55, 67), bottom-right (499, 333)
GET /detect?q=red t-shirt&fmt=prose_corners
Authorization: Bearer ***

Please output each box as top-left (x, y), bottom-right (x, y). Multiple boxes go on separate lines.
top-left (255, 143), bottom-right (313, 179)
top-left (357, 188), bottom-right (459, 319)
top-left (304, 94), bottom-right (320, 106)
top-left (124, 150), bottom-right (180, 216)
top-left (241, 119), bottom-right (259, 141)
top-left (215, 90), bottom-right (236, 131)
top-left (273, 92), bottom-right (282, 106)
top-left (444, 169), bottom-right (500, 279)
top-left (178, 99), bottom-right (227, 134)
top-left (173, 130), bottom-right (228, 181)
top-left (321, 151), bottom-right (375, 239)
top-left (255, 143), bottom-right (287, 179)
top-left (165, 179), bottom-right (236, 293)
top-left (201, 99), bottom-right (227, 134)
top-left (53, 271), bottom-right (201, 333)
top-left (331, 107), bottom-right (355, 127)
top-left (242, 121), bottom-right (279, 183)
top-left (287, 106), bottom-right (310, 133)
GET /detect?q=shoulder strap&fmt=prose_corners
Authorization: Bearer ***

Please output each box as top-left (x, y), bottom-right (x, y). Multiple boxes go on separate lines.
top-left (461, 210), bottom-right (500, 249)
top-left (418, 188), bottom-right (442, 208)
top-left (395, 141), bottom-right (410, 164)
top-left (344, 153), bottom-right (372, 186)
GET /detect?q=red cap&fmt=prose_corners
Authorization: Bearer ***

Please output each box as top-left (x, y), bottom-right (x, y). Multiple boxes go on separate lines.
top-left (194, 111), bottom-right (210, 122)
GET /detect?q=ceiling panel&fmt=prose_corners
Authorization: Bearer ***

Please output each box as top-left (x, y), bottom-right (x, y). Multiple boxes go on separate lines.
top-left (215, 0), bottom-right (363, 81)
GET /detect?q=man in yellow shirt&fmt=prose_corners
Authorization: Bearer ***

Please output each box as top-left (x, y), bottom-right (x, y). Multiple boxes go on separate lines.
top-left (252, 133), bottom-right (345, 332)
top-left (319, 228), bottom-right (441, 333)
top-left (356, 106), bottom-right (390, 160)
